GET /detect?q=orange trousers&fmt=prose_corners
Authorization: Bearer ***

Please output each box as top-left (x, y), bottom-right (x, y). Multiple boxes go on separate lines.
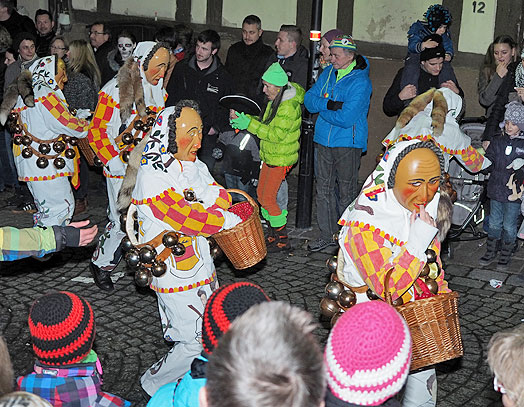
top-left (257, 163), bottom-right (292, 218)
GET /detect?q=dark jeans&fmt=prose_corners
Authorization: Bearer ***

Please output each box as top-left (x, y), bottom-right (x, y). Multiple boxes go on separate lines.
top-left (0, 129), bottom-right (19, 189)
top-left (315, 144), bottom-right (361, 241)
top-left (224, 173), bottom-right (257, 202)
top-left (488, 199), bottom-right (521, 243)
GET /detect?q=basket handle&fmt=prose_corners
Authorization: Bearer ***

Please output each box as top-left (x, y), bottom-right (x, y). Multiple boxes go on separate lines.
top-left (226, 189), bottom-right (258, 209)
top-left (384, 267), bottom-right (423, 305)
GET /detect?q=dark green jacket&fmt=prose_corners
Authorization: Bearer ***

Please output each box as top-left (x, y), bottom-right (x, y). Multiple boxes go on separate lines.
top-left (247, 82), bottom-right (304, 166)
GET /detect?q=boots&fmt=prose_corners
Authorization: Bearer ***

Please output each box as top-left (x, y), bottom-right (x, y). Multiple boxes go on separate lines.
top-left (479, 237), bottom-right (499, 266)
top-left (498, 241), bottom-right (515, 266)
top-left (267, 224), bottom-right (290, 253)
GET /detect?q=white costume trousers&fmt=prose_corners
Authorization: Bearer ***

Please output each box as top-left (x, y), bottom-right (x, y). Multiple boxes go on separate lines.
top-left (27, 178), bottom-right (74, 227)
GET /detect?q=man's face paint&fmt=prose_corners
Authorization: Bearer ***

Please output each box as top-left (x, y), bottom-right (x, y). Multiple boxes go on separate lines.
top-left (393, 148), bottom-right (441, 213)
top-left (174, 107), bottom-right (203, 162)
top-left (118, 36), bottom-right (136, 60)
top-left (55, 58), bottom-right (68, 90)
top-left (144, 47), bottom-right (170, 86)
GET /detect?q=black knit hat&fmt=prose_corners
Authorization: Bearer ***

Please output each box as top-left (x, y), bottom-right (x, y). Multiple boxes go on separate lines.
top-left (28, 291), bottom-right (96, 366)
top-left (202, 282), bottom-right (269, 354)
top-left (420, 35), bottom-right (445, 62)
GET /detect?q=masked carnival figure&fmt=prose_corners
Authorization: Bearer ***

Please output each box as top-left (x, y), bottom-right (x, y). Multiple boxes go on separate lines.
top-left (88, 41), bottom-right (170, 291)
top-left (0, 56), bottom-right (89, 226)
top-left (118, 100), bottom-right (241, 395)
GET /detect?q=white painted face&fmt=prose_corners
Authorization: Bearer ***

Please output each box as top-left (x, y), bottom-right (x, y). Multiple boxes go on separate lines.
top-left (118, 37), bottom-right (136, 60)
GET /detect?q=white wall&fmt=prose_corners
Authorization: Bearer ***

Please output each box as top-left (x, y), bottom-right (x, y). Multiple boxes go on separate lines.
top-left (222, 0), bottom-right (298, 32)
top-left (19, 0), bottom-right (47, 20)
top-left (110, 0), bottom-right (176, 19)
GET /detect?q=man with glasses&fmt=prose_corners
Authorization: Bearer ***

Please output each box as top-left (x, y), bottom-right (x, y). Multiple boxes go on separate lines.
top-left (89, 22), bottom-right (113, 86)
top-left (35, 9), bottom-right (55, 57)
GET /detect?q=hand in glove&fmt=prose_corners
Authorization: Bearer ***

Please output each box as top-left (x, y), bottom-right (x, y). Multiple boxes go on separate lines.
top-left (230, 112), bottom-right (251, 130)
top-left (506, 157), bottom-right (524, 171)
top-left (76, 109), bottom-right (92, 120)
top-left (218, 209), bottom-right (242, 230)
top-left (53, 220), bottom-right (98, 249)
top-left (327, 100), bottom-right (344, 111)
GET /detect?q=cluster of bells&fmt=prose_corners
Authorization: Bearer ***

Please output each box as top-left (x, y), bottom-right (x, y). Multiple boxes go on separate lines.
top-left (319, 248), bottom-right (440, 327)
top-left (119, 211), bottom-right (222, 288)
top-left (9, 113), bottom-right (79, 169)
top-left (120, 111), bottom-right (156, 163)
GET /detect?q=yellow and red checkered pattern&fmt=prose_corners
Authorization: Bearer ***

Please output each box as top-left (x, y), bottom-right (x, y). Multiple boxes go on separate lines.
top-left (460, 145), bottom-right (485, 173)
top-left (134, 187), bottom-right (232, 237)
top-left (343, 225), bottom-right (449, 302)
top-left (40, 94), bottom-right (89, 132)
top-left (88, 92), bottom-right (120, 165)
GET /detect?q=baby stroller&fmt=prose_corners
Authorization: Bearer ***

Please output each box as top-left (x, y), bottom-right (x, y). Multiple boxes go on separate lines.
top-left (445, 117), bottom-right (488, 243)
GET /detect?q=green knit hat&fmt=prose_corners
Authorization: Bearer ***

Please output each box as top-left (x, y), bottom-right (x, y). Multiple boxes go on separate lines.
top-left (262, 62), bottom-right (289, 87)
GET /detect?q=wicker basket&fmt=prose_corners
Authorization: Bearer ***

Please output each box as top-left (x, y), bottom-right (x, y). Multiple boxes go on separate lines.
top-left (77, 137), bottom-right (97, 166)
top-left (213, 189), bottom-right (267, 269)
top-left (384, 269), bottom-right (463, 371)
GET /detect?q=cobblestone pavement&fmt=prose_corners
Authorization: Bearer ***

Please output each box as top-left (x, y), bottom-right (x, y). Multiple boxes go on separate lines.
top-left (1, 170), bottom-right (522, 407)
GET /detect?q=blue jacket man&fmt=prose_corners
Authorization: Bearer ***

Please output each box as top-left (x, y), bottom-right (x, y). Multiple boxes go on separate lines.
top-left (304, 35), bottom-right (372, 252)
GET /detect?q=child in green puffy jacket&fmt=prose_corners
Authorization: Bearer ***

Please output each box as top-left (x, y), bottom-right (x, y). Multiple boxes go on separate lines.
top-left (231, 62), bottom-right (304, 252)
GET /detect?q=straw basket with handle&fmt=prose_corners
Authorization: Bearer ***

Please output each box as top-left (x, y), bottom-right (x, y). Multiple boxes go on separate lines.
top-left (384, 268), bottom-right (463, 371)
top-left (213, 189), bottom-right (267, 269)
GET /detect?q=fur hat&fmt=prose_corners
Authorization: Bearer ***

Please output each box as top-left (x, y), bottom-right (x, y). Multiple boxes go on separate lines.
top-left (502, 101), bottom-right (524, 131)
top-left (202, 282), bottom-right (269, 355)
top-left (28, 292), bottom-right (96, 366)
top-left (324, 301), bottom-right (412, 406)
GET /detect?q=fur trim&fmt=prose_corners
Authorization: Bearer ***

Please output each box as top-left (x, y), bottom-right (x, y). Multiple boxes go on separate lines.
top-left (117, 133), bottom-right (151, 211)
top-left (0, 70), bottom-right (33, 125)
top-left (117, 58), bottom-right (146, 123)
top-left (395, 88), bottom-right (436, 130)
top-left (431, 90), bottom-right (447, 137)
top-left (436, 189), bottom-right (453, 242)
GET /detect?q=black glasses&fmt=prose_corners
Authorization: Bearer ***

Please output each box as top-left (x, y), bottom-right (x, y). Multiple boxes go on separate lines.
top-left (51, 45), bottom-right (66, 51)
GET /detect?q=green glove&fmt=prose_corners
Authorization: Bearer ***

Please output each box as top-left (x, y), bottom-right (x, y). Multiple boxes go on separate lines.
top-left (230, 112), bottom-right (251, 130)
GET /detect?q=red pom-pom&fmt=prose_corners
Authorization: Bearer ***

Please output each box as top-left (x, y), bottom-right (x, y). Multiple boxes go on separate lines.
top-left (228, 201), bottom-right (253, 222)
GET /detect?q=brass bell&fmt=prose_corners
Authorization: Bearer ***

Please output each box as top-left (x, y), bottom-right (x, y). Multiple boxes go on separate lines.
top-left (325, 256), bottom-right (338, 273)
top-left (14, 124), bottom-right (22, 133)
top-left (133, 137), bottom-right (141, 146)
top-left (38, 143), bottom-right (51, 154)
top-left (36, 157), bottom-right (49, 169)
top-left (119, 213), bottom-right (128, 232)
top-left (141, 125), bottom-right (150, 134)
top-left (13, 135), bottom-right (23, 145)
top-left (135, 267), bottom-right (152, 287)
top-left (425, 278), bottom-right (439, 295)
top-left (21, 135), bottom-right (32, 146)
top-left (122, 132), bottom-right (134, 145)
top-left (162, 232), bottom-right (179, 248)
top-left (331, 311), bottom-right (344, 327)
top-left (146, 117), bottom-right (156, 126)
top-left (21, 148), bottom-right (33, 158)
top-left (366, 288), bottom-right (380, 300)
top-left (171, 243), bottom-right (186, 257)
top-left (325, 281), bottom-right (344, 300)
top-left (64, 148), bottom-right (76, 159)
top-left (210, 244), bottom-right (223, 260)
top-left (93, 156), bottom-right (103, 167)
top-left (145, 107), bottom-right (154, 115)
top-left (184, 189), bottom-right (196, 201)
top-left (332, 231), bottom-right (340, 242)
top-left (337, 289), bottom-right (356, 308)
top-left (125, 249), bottom-right (141, 269)
top-left (121, 150), bottom-right (130, 163)
top-left (319, 297), bottom-right (340, 318)
top-left (133, 120), bottom-right (144, 131)
top-left (151, 260), bottom-right (167, 277)
top-left (420, 263), bottom-right (430, 277)
top-left (139, 245), bottom-right (156, 264)
top-left (53, 157), bottom-right (66, 169)
top-left (426, 249), bottom-right (437, 263)
top-left (53, 140), bottom-right (66, 153)
top-left (121, 236), bottom-right (134, 252)
top-left (69, 138), bottom-right (78, 146)
top-left (392, 296), bottom-right (404, 306)
top-left (8, 112), bottom-right (17, 121)
top-left (63, 136), bottom-right (72, 143)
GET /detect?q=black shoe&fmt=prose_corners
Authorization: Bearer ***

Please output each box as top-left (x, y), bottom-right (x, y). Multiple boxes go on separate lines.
top-left (90, 262), bottom-right (114, 291)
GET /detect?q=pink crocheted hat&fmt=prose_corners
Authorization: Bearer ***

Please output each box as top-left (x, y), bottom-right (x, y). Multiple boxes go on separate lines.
top-left (324, 301), bottom-right (412, 406)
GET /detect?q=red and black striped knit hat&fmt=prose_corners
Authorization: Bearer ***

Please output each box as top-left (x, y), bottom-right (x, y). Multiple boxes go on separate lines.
top-left (202, 282), bottom-right (269, 354)
top-left (28, 291), bottom-right (96, 366)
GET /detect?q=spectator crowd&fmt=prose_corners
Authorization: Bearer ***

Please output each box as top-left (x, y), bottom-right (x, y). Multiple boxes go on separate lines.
top-left (0, 2), bottom-right (523, 407)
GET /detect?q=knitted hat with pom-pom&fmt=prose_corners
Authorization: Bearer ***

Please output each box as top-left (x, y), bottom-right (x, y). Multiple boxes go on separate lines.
top-left (324, 301), bottom-right (412, 406)
top-left (28, 291), bottom-right (95, 366)
top-left (202, 282), bottom-right (269, 354)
